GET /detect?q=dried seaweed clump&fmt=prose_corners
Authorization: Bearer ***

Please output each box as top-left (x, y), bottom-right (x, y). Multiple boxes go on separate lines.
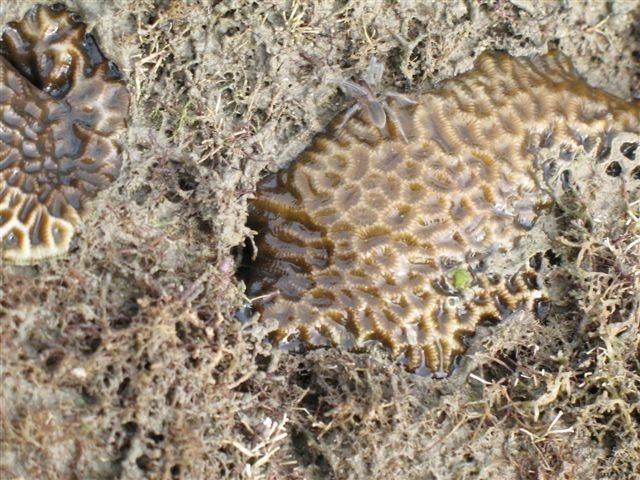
top-left (244, 50), bottom-right (640, 375)
top-left (0, 3), bottom-right (129, 264)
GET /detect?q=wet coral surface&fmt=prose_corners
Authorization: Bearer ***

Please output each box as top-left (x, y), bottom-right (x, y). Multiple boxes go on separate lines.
top-left (0, 3), bottom-right (129, 264)
top-left (1, 1), bottom-right (639, 479)
top-left (246, 50), bottom-right (638, 374)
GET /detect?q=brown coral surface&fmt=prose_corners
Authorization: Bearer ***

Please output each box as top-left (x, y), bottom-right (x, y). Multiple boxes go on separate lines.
top-left (0, 3), bottom-right (129, 264)
top-left (245, 50), bottom-right (640, 374)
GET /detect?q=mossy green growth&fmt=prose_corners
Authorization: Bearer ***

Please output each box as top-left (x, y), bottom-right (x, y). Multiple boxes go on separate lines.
top-left (451, 267), bottom-right (472, 290)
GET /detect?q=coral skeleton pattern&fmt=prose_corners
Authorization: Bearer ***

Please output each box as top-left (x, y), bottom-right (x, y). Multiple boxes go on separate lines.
top-left (245, 50), bottom-right (640, 375)
top-left (0, 3), bottom-right (129, 264)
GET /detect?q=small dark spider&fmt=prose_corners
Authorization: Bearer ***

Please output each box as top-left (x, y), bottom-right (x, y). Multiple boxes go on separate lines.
top-left (336, 56), bottom-right (416, 143)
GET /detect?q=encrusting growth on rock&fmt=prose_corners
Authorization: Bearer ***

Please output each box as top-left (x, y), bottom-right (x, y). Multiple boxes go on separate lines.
top-left (0, 3), bottom-right (129, 264)
top-left (243, 50), bottom-right (640, 375)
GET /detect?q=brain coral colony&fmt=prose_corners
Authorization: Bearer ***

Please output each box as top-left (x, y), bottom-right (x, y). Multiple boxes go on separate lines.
top-left (243, 50), bottom-right (640, 375)
top-left (0, 3), bottom-right (129, 264)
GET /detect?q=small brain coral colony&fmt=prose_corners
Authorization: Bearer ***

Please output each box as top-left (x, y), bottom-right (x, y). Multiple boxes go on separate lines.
top-left (0, 3), bottom-right (129, 264)
top-left (244, 50), bottom-right (640, 375)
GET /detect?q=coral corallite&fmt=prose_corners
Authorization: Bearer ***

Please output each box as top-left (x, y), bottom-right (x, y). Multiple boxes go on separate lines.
top-left (244, 50), bottom-right (640, 375)
top-left (0, 3), bottom-right (129, 264)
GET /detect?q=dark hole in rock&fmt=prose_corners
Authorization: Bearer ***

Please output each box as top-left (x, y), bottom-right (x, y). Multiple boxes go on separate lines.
top-left (620, 142), bottom-right (637, 161)
top-left (529, 251), bottom-right (543, 271)
top-left (81, 335), bottom-right (102, 354)
top-left (123, 421), bottom-right (138, 434)
top-left (148, 431), bottom-right (164, 444)
top-left (117, 377), bottom-right (131, 397)
top-left (178, 174), bottom-right (198, 191)
top-left (545, 249), bottom-right (562, 266)
top-left (45, 349), bottom-right (66, 371)
top-left (605, 161), bottom-right (621, 177)
top-left (136, 454), bottom-right (151, 471)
